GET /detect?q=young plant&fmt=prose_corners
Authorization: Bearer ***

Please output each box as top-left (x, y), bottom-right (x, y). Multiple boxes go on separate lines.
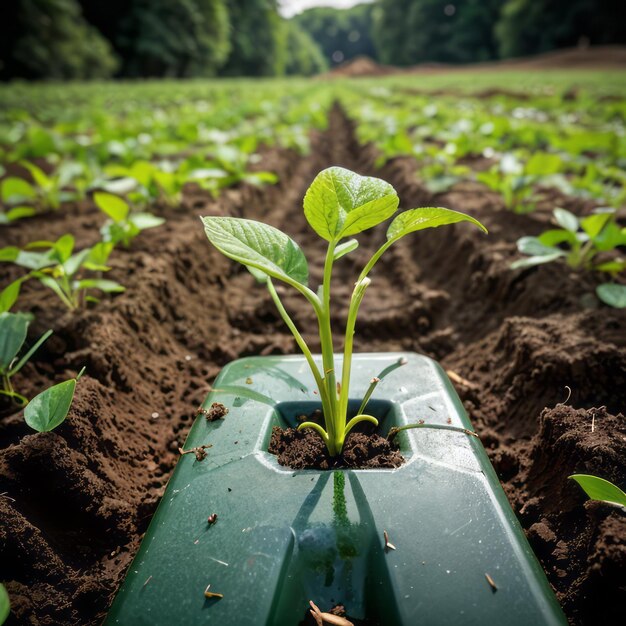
top-left (202, 166), bottom-right (486, 457)
top-left (0, 312), bottom-right (52, 405)
top-left (512, 207), bottom-right (626, 308)
top-left (0, 235), bottom-right (124, 310)
top-left (0, 583), bottom-right (9, 626)
top-left (94, 191), bottom-right (165, 247)
top-left (569, 474), bottom-right (626, 510)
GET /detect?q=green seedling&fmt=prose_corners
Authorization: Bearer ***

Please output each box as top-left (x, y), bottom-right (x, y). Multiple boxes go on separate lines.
top-left (0, 312), bottom-right (52, 405)
top-left (0, 583), bottom-right (9, 626)
top-left (569, 474), bottom-right (626, 509)
top-left (202, 166), bottom-right (486, 456)
top-left (94, 191), bottom-right (165, 247)
top-left (0, 234), bottom-right (124, 310)
top-left (512, 207), bottom-right (626, 308)
top-left (24, 366), bottom-right (85, 432)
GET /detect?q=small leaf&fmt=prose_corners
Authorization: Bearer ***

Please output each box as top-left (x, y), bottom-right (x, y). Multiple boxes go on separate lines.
top-left (333, 239), bottom-right (359, 260)
top-left (525, 152), bottom-right (563, 176)
top-left (569, 474), bottom-right (626, 507)
top-left (0, 247), bottom-right (20, 262)
top-left (387, 207), bottom-right (487, 243)
top-left (0, 583), bottom-right (9, 626)
top-left (24, 377), bottom-right (77, 432)
top-left (1, 177), bottom-right (36, 203)
top-left (0, 279), bottom-right (23, 313)
top-left (202, 216), bottom-right (309, 286)
top-left (596, 283), bottom-right (626, 308)
top-left (303, 166), bottom-right (399, 241)
top-left (6, 206), bottom-right (37, 221)
top-left (53, 234), bottom-right (75, 263)
top-left (63, 248), bottom-right (91, 277)
top-left (516, 236), bottom-right (565, 258)
top-left (538, 229), bottom-right (578, 247)
top-left (21, 161), bottom-right (51, 188)
top-left (129, 213), bottom-right (165, 230)
top-left (553, 208), bottom-right (579, 233)
top-left (94, 192), bottom-right (129, 222)
top-left (0, 312), bottom-right (32, 371)
top-left (511, 253), bottom-right (566, 270)
top-left (76, 279), bottom-right (125, 293)
top-left (580, 212), bottom-right (613, 239)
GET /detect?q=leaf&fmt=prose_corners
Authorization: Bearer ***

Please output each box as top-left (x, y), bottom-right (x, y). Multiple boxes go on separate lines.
top-left (537, 229), bottom-right (578, 248)
top-left (6, 206), bottom-right (36, 221)
top-left (24, 378), bottom-right (77, 432)
top-left (516, 236), bottom-right (565, 258)
top-left (202, 216), bottom-right (309, 286)
top-left (303, 166), bottom-right (399, 242)
top-left (21, 161), bottom-right (51, 188)
top-left (87, 242), bottom-right (114, 266)
top-left (333, 239), bottom-right (359, 260)
top-left (63, 248), bottom-right (91, 277)
top-left (75, 279), bottom-right (125, 293)
top-left (553, 208), bottom-right (579, 233)
top-left (1, 177), bottom-right (36, 203)
top-left (94, 192), bottom-right (129, 222)
top-left (129, 212), bottom-right (165, 230)
top-left (387, 207), bottom-right (487, 243)
top-left (0, 583), bottom-right (9, 626)
top-left (596, 283), bottom-right (626, 308)
top-left (53, 234), bottom-right (75, 263)
top-left (0, 247), bottom-right (19, 262)
top-left (510, 253), bottom-right (566, 270)
top-left (0, 312), bottom-right (31, 371)
top-left (0, 279), bottom-right (23, 313)
top-left (525, 152), bottom-right (563, 176)
top-left (569, 474), bottom-right (626, 507)
top-left (580, 212), bottom-right (613, 239)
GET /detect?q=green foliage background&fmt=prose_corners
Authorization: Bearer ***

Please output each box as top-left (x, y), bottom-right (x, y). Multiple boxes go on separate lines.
top-left (0, 0), bottom-right (624, 79)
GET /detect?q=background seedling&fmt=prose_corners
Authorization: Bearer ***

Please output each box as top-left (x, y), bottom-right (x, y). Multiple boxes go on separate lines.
top-left (0, 583), bottom-right (9, 626)
top-left (203, 166), bottom-right (486, 456)
top-left (569, 474), bottom-right (626, 510)
top-left (0, 312), bottom-right (52, 405)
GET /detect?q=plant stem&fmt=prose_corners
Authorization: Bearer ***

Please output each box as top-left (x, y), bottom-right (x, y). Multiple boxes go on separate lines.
top-left (388, 422), bottom-right (479, 441)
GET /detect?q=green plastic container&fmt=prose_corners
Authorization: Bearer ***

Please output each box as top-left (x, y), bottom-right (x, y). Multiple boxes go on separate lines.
top-left (106, 353), bottom-right (566, 625)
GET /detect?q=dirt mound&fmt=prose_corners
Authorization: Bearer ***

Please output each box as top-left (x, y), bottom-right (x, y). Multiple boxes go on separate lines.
top-left (323, 55), bottom-right (398, 78)
top-left (1, 105), bottom-right (625, 625)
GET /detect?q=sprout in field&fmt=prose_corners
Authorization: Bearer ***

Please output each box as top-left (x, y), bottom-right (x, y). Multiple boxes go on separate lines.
top-left (202, 166), bottom-right (486, 457)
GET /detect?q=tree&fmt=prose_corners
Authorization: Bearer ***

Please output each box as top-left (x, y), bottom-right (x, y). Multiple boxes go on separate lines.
top-left (496, 0), bottom-right (626, 58)
top-left (0, 0), bottom-right (118, 80)
top-left (294, 4), bottom-right (378, 66)
top-left (221, 0), bottom-right (284, 76)
top-left (282, 21), bottom-right (328, 75)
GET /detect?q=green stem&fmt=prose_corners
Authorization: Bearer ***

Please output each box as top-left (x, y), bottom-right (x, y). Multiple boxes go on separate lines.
top-left (388, 422), bottom-right (479, 441)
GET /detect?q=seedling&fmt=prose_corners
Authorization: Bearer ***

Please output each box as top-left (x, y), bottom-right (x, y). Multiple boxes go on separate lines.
top-left (0, 312), bottom-right (52, 405)
top-left (24, 366), bottom-right (85, 432)
top-left (512, 207), bottom-right (626, 308)
top-left (94, 191), bottom-right (165, 247)
top-left (202, 166), bottom-right (486, 456)
top-left (0, 583), bottom-right (9, 626)
top-left (569, 474), bottom-right (626, 510)
top-left (0, 234), bottom-right (124, 310)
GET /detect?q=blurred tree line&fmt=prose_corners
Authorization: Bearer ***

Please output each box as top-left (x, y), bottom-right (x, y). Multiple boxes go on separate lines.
top-left (0, 0), bottom-right (624, 80)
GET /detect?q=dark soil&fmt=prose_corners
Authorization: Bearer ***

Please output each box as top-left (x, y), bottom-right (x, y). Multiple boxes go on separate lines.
top-left (1, 104), bottom-right (625, 625)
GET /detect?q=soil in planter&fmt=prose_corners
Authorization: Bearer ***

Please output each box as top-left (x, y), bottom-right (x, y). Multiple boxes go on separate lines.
top-left (1, 103), bottom-right (625, 626)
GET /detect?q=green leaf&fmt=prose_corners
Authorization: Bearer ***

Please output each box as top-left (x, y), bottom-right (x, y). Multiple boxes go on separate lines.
top-left (129, 212), bottom-right (165, 230)
top-left (303, 166), bottom-right (399, 242)
top-left (553, 208), bottom-right (579, 233)
top-left (202, 216), bottom-right (309, 286)
top-left (333, 239), bottom-right (359, 260)
top-left (0, 279), bottom-right (23, 313)
top-left (510, 253), bottom-right (565, 270)
top-left (75, 279), bottom-right (125, 293)
top-left (87, 242), bottom-right (114, 266)
top-left (569, 474), bottom-right (626, 507)
top-left (6, 206), bottom-right (37, 221)
top-left (0, 247), bottom-right (20, 262)
top-left (53, 234), bottom-right (75, 263)
top-left (387, 207), bottom-right (487, 243)
top-left (0, 583), bottom-right (9, 626)
top-left (24, 378), bottom-right (77, 432)
top-left (581, 212), bottom-right (613, 239)
top-left (516, 236), bottom-right (565, 258)
top-left (537, 229), bottom-right (578, 247)
top-left (94, 192), bottom-right (129, 222)
top-left (595, 259), bottom-right (626, 274)
top-left (1, 177), bottom-right (36, 203)
top-left (596, 283), bottom-right (626, 308)
top-left (525, 152), bottom-right (563, 176)
top-left (21, 161), bottom-right (51, 188)
top-left (0, 312), bottom-right (31, 372)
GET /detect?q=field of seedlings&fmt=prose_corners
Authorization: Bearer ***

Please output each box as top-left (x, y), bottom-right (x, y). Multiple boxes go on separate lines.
top-left (1, 71), bottom-right (625, 625)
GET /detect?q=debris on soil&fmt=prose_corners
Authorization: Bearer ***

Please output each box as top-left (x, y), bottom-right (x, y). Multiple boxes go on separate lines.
top-left (383, 530), bottom-right (396, 551)
top-left (207, 513), bottom-right (217, 525)
top-left (485, 573), bottom-right (498, 592)
top-left (178, 444), bottom-right (212, 461)
top-left (198, 402), bottom-right (229, 421)
top-left (203, 584), bottom-right (223, 600)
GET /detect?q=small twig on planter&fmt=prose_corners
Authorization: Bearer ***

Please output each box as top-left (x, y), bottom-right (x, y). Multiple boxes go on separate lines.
top-left (485, 572), bottom-right (498, 592)
top-left (204, 584), bottom-right (223, 599)
top-left (143, 575), bottom-right (152, 588)
top-left (446, 369), bottom-right (478, 390)
top-left (178, 444), bottom-right (212, 461)
top-left (562, 385), bottom-right (572, 405)
top-left (309, 600), bottom-right (354, 626)
top-left (383, 529), bottom-right (396, 551)
top-left (388, 422), bottom-right (479, 441)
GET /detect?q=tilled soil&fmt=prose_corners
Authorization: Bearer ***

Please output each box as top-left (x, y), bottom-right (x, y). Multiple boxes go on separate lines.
top-left (1, 105), bottom-right (624, 625)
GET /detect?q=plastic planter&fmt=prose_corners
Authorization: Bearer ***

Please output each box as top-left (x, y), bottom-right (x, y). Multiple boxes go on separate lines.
top-left (106, 352), bottom-right (566, 625)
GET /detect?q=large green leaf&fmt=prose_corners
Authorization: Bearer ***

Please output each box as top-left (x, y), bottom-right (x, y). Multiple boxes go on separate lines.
top-left (202, 216), bottom-right (308, 286)
top-left (303, 166), bottom-right (399, 242)
top-left (0, 312), bottom-right (31, 372)
top-left (596, 283), bottom-right (626, 308)
top-left (1, 177), bottom-right (36, 203)
top-left (24, 378), bottom-right (77, 432)
top-left (569, 474), bottom-right (626, 507)
top-left (387, 207), bottom-right (487, 243)
top-left (94, 192), bottom-right (129, 222)
top-left (553, 208), bottom-right (579, 233)
top-left (0, 583), bottom-right (9, 626)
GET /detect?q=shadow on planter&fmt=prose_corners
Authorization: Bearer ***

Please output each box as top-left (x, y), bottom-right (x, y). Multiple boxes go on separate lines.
top-left (105, 353), bottom-right (567, 626)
